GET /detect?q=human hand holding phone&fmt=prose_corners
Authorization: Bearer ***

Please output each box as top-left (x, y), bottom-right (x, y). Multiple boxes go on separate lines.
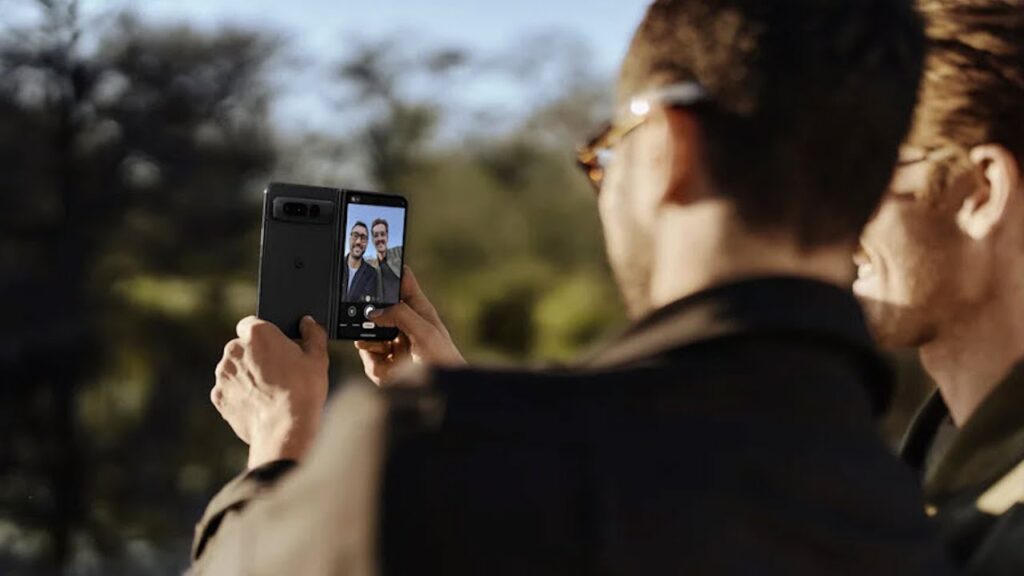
top-left (354, 266), bottom-right (465, 385)
top-left (212, 315), bottom-right (329, 469)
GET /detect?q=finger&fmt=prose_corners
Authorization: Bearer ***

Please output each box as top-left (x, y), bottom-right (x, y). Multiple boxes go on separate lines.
top-left (237, 317), bottom-right (295, 365)
top-left (210, 382), bottom-right (250, 443)
top-left (210, 383), bottom-right (226, 409)
top-left (215, 356), bottom-right (239, 379)
top-left (235, 316), bottom-right (262, 340)
top-left (224, 339), bottom-right (244, 360)
top-left (358, 348), bottom-right (391, 385)
top-left (398, 266), bottom-right (425, 301)
top-left (216, 364), bottom-right (253, 406)
top-left (368, 302), bottom-right (437, 343)
top-left (384, 333), bottom-right (410, 360)
top-left (299, 315), bottom-right (328, 358)
top-left (354, 340), bottom-right (393, 354)
top-left (399, 268), bottom-right (447, 335)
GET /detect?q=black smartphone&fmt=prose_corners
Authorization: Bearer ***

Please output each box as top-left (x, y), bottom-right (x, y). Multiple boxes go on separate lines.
top-left (336, 190), bottom-right (408, 341)
top-left (257, 183), bottom-right (342, 339)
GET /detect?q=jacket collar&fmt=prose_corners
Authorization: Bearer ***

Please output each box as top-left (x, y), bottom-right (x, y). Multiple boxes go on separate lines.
top-left (903, 362), bottom-right (1024, 502)
top-left (899, 389), bottom-right (948, 476)
top-left (581, 276), bottom-right (891, 413)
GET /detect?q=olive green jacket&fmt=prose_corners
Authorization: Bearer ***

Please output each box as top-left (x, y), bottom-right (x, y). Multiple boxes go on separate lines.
top-left (901, 363), bottom-right (1024, 574)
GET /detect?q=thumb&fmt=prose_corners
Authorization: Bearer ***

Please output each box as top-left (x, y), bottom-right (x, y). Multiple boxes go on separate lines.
top-left (299, 315), bottom-right (328, 357)
top-left (369, 302), bottom-right (436, 343)
top-left (399, 267), bottom-right (448, 336)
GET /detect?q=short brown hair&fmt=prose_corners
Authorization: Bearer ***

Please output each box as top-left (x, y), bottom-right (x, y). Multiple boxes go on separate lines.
top-left (371, 218), bottom-right (389, 233)
top-left (620, 0), bottom-right (925, 247)
top-left (913, 0), bottom-right (1024, 160)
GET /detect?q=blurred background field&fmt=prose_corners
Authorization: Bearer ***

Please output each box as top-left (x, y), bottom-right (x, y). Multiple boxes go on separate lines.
top-left (0, 1), bottom-right (637, 572)
top-left (0, 1), bottom-right (931, 574)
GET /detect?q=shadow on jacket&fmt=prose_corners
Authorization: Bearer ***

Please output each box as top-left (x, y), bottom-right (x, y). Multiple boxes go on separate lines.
top-left (190, 278), bottom-right (953, 575)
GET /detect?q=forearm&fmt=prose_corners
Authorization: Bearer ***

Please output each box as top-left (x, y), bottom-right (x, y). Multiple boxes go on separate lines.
top-left (191, 459), bottom-right (298, 564)
top-left (188, 384), bottom-right (390, 575)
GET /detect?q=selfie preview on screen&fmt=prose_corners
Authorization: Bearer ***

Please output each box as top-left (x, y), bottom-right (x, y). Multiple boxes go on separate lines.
top-left (340, 202), bottom-right (406, 308)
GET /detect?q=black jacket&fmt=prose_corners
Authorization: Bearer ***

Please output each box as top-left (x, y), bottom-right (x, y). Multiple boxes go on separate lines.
top-left (901, 363), bottom-right (1024, 575)
top-left (191, 277), bottom-right (951, 575)
top-left (342, 256), bottom-right (378, 303)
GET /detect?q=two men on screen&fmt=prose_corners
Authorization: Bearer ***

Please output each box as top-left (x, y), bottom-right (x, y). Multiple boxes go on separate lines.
top-left (343, 218), bottom-right (403, 305)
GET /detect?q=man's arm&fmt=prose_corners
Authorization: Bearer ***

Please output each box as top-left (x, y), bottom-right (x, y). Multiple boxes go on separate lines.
top-left (190, 384), bottom-right (390, 575)
top-left (193, 315), bottom-right (329, 565)
top-left (191, 459), bottom-right (297, 562)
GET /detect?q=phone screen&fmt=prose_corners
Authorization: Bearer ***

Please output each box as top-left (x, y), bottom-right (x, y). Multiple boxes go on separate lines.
top-left (337, 192), bottom-right (407, 339)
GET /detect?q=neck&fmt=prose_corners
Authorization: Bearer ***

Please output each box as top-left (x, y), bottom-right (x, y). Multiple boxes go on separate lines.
top-left (919, 278), bottom-right (1024, 426)
top-left (348, 254), bottom-right (361, 268)
top-left (649, 201), bottom-right (854, 313)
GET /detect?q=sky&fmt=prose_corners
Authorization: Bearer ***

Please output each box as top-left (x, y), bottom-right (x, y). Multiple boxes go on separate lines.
top-left (85, 0), bottom-right (653, 131)
top-left (135, 0), bottom-right (649, 67)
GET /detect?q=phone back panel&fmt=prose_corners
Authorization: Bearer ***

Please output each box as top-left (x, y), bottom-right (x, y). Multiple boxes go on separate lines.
top-left (257, 183), bottom-right (341, 339)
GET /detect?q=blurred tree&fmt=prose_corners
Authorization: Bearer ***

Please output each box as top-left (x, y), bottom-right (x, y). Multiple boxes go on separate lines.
top-left (330, 35), bottom-right (623, 364)
top-left (1, 12), bottom-right (626, 573)
top-left (335, 39), bottom-right (469, 192)
top-left (0, 5), bottom-right (933, 572)
top-left (0, 2), bottom-right (278, 573)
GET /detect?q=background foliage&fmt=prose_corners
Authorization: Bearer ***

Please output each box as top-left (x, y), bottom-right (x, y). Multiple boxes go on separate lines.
top-left (0, 2), bottom-right (929, 574)
top-left (0, 1), bottom-right (623, 573)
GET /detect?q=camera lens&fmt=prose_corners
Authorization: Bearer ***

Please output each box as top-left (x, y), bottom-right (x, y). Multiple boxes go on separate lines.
top-left (310, 205), bottom-right (321, 218)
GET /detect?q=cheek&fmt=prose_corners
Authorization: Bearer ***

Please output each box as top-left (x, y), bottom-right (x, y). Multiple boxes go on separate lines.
top-left (597, 157), bottom-right (645, 278)
top-left (632, 133), bottom-right (671, 219)
top-left (598, 133), bottom-right (667, 256)
top-left (874, 201), bottom-right (962, 302)
top-left (598, 165), bottom-right (627, 252)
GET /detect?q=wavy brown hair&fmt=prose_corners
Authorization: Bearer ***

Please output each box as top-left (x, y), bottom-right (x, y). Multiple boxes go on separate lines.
top-left (913, 0), bottom-right (1024, 160)
top-left (619, 0), bottom-right (926, 248)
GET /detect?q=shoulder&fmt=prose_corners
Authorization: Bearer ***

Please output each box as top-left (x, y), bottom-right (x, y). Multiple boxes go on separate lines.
top-left (952, 460), bottom-right (1024, 573)
top-left (324, 364), bottom-right (613, 433)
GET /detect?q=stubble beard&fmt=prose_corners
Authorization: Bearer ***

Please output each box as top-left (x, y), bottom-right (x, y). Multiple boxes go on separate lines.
top-left (862, 298), bottom-right (937, 349)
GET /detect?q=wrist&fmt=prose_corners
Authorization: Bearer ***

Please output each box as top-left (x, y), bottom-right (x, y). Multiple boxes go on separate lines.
top-left (247, 412), bottom-right (319, 469)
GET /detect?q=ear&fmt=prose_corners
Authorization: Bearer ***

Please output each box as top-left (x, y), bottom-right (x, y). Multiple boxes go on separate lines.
top-left (662, 108), bottom-right (704, 206)
top-left (957, 145), bottom-right (1020, 240)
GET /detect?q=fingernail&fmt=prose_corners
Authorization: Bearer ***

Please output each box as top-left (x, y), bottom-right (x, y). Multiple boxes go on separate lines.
top-left (368, 309), bottom-right (382, 319)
